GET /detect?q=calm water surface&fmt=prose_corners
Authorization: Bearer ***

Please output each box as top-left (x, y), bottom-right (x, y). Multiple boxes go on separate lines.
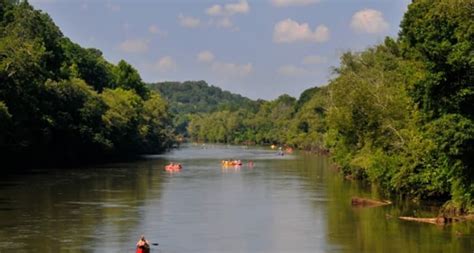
top-left (0, 145), bottom-right (472, 252)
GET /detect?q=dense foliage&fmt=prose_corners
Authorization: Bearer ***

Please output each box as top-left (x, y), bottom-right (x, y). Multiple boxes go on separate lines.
top-left (0, 1), bottom-right (174, 166)
top-left (187, 89), bottom-right (328, 150)
top-left (187, 0), bottom-right (473, 212)
top-left (149, 81), bottom-right (260, 134)
top-left (187, 94), bottom-right (295, 145)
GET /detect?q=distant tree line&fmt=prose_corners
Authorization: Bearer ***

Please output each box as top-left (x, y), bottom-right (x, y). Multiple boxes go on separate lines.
top-left (149, 81), bottom-right (261, 135)
top-left (0, 1), bottom-right (175, 166)
top-left (186, 0), bottom-right (474, 213)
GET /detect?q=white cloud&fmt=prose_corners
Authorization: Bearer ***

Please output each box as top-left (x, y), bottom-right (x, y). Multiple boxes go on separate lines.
top-left (118, 39), bottom-right (149, 53)
top-left (154, 56), bottom-right (177, 72)
top-left (273, 19), bottom-right (329, 43)
top-left (206, 5), bottom-right (223, 16)
top-left (302, 55), bottom-right (327, 65)
top-left (226, 0), bottom-right (250, 15)
top-left (211, 62), bottom-right (253, 78)
top-left (148, 25), bottom-right (167, 36)
top-left (271, 0), bottom-right (319, 7)
top-left (197, 51), bottom-right (215, 63)
top-left (205, 1), bottom-right (247, 31)
top-left (277, 65), bottom-right (310, 77)
top-left (350, 9), bottom-right (389, 34)
top-left (178, 14), bottom-right (201, 28)
top-left (206, 0), bottom-right (249, 16)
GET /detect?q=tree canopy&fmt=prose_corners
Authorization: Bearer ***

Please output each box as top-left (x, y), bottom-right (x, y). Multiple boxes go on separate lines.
top-left (149, 80), bottom-right (259, 135)
top-left (0, 1), bottom-right (175, 166)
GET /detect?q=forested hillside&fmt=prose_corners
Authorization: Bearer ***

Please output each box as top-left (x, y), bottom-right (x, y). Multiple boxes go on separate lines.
top-left (187, 0), bottom-right (474, 213)
top-left (187, 91), bottom-right (326, 147)
top-left (1, 0), bottom-right (472, 213)
top-left (0, 1), bottom-right (175, 166)
top-left (149, 81), bottom-right (260, 134)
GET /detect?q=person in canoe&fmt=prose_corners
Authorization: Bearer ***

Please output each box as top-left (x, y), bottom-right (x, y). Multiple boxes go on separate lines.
top-left (277, 146), bottom-right (284, 156)
top-left (136, 235), bottom-right (150, 253)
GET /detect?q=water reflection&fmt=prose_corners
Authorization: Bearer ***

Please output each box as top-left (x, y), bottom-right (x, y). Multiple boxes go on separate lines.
top-left (0, 161), bottom-right (166, 252)
top-left (323, 162), bottom-right (474, 253)
top-left (0, 145), bottom-right (472, 252)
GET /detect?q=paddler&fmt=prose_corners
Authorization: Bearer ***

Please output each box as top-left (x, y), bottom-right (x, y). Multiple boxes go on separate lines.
top-left (136, 235), bottom-right (150, 253)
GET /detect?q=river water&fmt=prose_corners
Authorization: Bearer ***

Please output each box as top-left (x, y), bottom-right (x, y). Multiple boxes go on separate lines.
top-left (0, 145), bottom-right (472, 252)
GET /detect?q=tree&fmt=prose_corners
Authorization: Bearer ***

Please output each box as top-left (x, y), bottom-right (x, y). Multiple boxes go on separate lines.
top-left (60, 38), bottom-right (115, 91)
top-left (288, 86), bottom-right (328, 150)
top-left (114, 60), bottom-right (149, 99)
top-left (41, 78), bottom-right (110, 159)
top-left (0, 1), bottom-right (175, 166)
top-left (399, 0), bottom-right (474, 119)
top-left (140, 92), bottom-right (174, 152)
top-left (101, 88), bottom-right (143, 153)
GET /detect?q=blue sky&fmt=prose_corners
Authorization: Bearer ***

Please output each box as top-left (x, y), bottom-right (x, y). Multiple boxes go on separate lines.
top-left (30, 0), bottom-right (411, 100)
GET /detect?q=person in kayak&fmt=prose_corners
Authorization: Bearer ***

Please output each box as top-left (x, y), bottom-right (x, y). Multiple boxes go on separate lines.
top-left (136, 235), bottom-right (150, 253)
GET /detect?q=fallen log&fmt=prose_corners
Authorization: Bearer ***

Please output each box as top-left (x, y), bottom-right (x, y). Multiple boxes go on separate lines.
top-left (399, 216), bottom-right (449, 225)
top-left (351, 197), bottom-right (392, 207)
top-left (399, 214), bottom-right (474, 225)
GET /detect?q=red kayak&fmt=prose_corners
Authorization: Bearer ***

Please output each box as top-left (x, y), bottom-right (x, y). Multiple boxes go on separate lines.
top-left (136, 247), bottom-right (150, 253)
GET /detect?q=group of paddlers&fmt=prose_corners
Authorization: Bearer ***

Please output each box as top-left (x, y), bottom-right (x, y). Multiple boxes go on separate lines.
top-left (164, 162), bottom-right (182, 171)
top-left (221, 160), bottom-right (242, 166)
top-left (221, 160), bottom-right (254, 167)
top-left (165, 160), bottom-right (255, 172)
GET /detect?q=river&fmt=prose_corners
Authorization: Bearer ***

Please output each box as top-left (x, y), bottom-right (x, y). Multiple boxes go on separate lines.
top-left (0, 145), bottom-right (472, 252)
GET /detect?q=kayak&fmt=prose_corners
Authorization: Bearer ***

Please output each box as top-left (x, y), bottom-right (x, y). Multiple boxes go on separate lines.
top-left (136, 247), bottom-right (150, 253)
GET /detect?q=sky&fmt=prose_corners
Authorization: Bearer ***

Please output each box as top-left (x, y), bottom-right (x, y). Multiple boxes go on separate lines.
top-left (30, 0), bottom-right (411, 100)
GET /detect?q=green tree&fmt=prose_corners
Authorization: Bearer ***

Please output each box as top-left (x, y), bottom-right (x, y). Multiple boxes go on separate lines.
top-left (287, 87), bottom-right (328, 150)
top-left (60, 38), bottom-right (115, 91)
top-left (41, 78), bottom-right (110, 159)
top-left (140, 92), bottom-right (174, 152)
top-left (399, 0), bottom-right (474, 119)
top-left (325, 40), bottom-right (426, 187)
top-left (101, 88), bottom-right (143, 153)
top-left (0, 1), bottom-right (175, 166)
top-left (114, 60), bottom-right (149, 99)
